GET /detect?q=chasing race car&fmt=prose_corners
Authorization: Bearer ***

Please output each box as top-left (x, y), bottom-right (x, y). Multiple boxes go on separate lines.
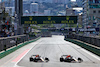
top-left (29, 55), bottom-right (49, 62)
top-left (60, 55), bottom-right (83, 63)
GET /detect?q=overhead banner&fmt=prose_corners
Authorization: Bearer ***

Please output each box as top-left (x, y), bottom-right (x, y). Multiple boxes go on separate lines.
top-left (21, 16), bottom-right (77, 24)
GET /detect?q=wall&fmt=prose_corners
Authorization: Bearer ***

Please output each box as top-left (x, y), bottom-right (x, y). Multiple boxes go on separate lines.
top-left (66, 34), bottom-right (100, 47)
top-left (0, 34), bottom-right (39, 51)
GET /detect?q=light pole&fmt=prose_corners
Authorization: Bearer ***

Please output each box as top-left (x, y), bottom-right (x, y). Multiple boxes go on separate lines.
top-left (14, 12), bottom-right (18, 35)
top-left (15, 0), bottom-right (23, 35)
top-left (76, 23), bottom-right (79, 34)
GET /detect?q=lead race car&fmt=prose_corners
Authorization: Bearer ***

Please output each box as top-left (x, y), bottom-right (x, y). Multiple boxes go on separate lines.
top-left (29, 55), bottom-right (49, 62)
top-left (60, 55), bottom-right (83, 63)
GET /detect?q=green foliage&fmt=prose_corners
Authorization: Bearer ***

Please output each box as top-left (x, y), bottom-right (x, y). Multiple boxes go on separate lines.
top-left (61, 24), bottom-right (66, 28)
top-left (67, 24), bottom-right (82, 28)
top-left (37, 24), bottom-right (54, 28)
top-left (31, 26), bottom-right (38, 29)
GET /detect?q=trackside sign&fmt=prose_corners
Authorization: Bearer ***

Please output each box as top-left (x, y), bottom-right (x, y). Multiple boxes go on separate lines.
top-left (21, 16), bottom-right (77, 24)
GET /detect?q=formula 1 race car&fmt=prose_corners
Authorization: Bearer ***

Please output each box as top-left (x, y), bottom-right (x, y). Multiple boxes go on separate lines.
top-left (60, 55), bottom-right (83, 63)
top-left (29, 55), bottom-right (49, 62)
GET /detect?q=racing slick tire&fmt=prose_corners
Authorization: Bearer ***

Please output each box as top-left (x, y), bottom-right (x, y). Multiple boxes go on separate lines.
top-left (30, 57), bottom-right (33, 62)
top-left (60, 58), bottom-right (64, 62)
top-left (45, 57), bottom-right (49, 62)
top-left (78, 58), bottom-right (83, 63)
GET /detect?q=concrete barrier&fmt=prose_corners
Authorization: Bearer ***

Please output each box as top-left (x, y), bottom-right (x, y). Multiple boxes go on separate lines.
top-left (0, 37), bottom-right (41, 59)
top-left (65, 38), bottom-right (100, 56)
top-left (0, 35), bottom-right (27, 51)
top-left (66, 34), bottom-right (100, 47)
top-left (0, 34), bottom-right (40, 51)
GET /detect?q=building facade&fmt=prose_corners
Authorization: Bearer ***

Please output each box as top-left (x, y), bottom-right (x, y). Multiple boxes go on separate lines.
top-left (53, 0), bottom-right (70, 4)
top-left (30, 0), bottom-right (53, 3)
top-left (31, 0), bottom-right (70, 4)
top-left (82, 0), bottom-right (100, 27)
top-left (76, 0), bottom-right (82, 7)
top-left (78, 14), bottom-right (83, 25)
top-left (66, 8), bottom-right (75, 16)
top-left (30, 3), bottom-right (38, 15)
top-left (44, 10), bottom-right (51, 16)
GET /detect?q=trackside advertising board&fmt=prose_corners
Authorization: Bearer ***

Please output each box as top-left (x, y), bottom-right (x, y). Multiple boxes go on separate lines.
top-left (21, 16), bottom-right (77, 24)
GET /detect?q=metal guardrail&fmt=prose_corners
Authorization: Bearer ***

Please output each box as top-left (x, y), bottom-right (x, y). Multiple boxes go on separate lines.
top-left (0, 37), bottom-right (41, 59)
top-left (0, 35), bottom-right (27, 51)
top-left (66, 34), bottom-right (100, 47)
top-left (65, 38), bottom-right (100, 56)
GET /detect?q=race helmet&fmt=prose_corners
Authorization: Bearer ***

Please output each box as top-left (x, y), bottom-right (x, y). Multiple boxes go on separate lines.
top-left (36, 55), bottom-right (39, 57)
top-left (66, 55), bottom-right (71, 58)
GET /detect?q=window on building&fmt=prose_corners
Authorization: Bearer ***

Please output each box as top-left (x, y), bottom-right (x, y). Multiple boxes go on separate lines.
top-left (89, 0), bottom-right (93, 3)
top-left (98, 10), bottom-right (100, 13)
top-left (89, 16), bottom-right (91, 20)
top-left (93, 10), bottom-right (96, 13)
top-left (89, 5), bottom-right (100, 8)
top-left (95, 0), bottom-right (99, 3)
top-left (89, 0), bottom-right (93, 1)
top-left (93, 16), bottom-right (95, 20)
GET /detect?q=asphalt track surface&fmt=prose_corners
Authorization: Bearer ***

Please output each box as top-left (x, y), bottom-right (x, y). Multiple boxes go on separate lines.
top-left (17, 35), bottom-right (100, 67)
top-left (0, 35), bottom-right (100, 67)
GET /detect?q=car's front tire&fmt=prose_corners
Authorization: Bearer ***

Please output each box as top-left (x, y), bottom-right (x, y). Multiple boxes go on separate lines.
top-left (30, 57), bottom-right (33, 62)
top-left (60, 58), bottom-right (63, 62)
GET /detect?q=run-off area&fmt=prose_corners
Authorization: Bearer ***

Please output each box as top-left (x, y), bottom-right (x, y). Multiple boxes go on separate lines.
top-left (17, 35), bottom-right (100, 67)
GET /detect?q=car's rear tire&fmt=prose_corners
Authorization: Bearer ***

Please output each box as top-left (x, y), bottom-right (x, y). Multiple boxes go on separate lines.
top-left (60, 58), bottom-right (63, 62)
top-left (45, 57), bottom-right (49, 62)
top-left (78, 58), bottom-right (83, 63)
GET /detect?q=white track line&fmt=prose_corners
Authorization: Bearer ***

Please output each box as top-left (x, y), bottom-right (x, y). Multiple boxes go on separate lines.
top-left (67, 41), bottom-right (100, 61)
top-left (14, 40), bottom-right (42, 67)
